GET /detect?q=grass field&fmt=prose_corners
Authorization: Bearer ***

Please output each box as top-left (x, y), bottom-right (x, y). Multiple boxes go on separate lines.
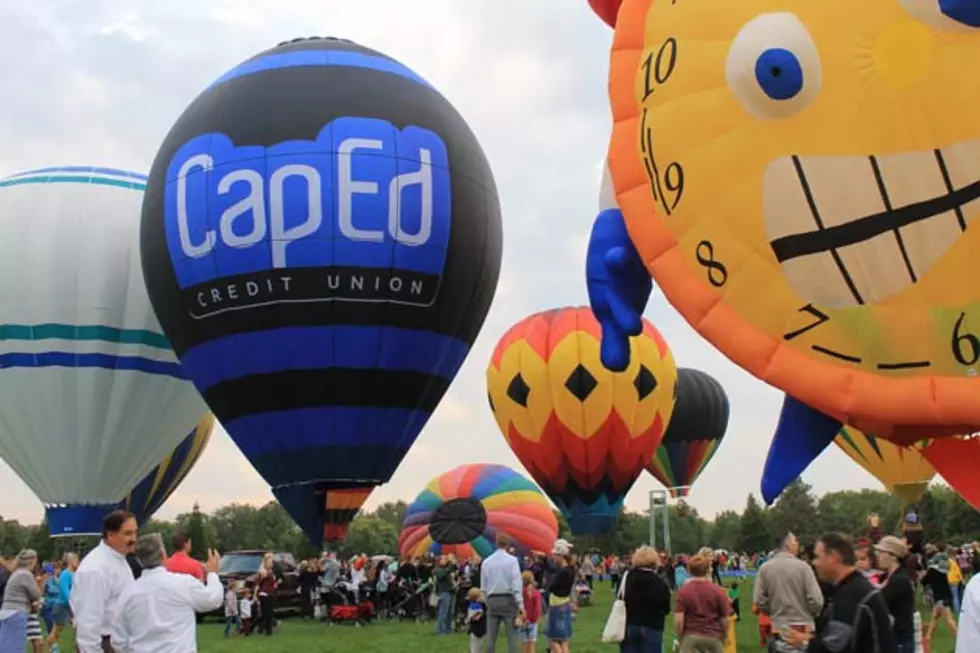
top-left (47, 577), bottom-right (957, 652)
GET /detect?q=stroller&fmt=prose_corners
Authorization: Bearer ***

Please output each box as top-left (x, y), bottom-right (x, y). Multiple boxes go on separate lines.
top-left (572, 578), bottom-right (593, 607)
top-left (389, 579), bottom-right (432, 622)
top-left (322, 580), bottom-right (375, 626)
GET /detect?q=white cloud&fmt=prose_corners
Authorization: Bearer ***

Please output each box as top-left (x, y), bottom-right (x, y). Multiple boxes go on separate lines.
top-left (0, 0), bottom-right (889, 530)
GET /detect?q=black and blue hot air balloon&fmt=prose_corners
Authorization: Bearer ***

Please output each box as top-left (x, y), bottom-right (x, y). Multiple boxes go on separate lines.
top-left (140, 37), bottom-right (502, 546)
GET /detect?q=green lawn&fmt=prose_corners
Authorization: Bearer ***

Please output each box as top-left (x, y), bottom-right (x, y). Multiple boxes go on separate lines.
top-left (47, 577), bottom-right (957, 652)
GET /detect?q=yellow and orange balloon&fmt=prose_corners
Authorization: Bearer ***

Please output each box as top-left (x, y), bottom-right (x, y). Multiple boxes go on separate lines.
top-left (834, 427), bottom-right (935, 503)
top-left (604, 0), bottom-right (980, 444)
top-left (487, 306), bottom-right (676, 534)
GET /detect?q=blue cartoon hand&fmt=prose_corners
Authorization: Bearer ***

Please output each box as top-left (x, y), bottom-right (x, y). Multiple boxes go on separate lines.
top-left (586, 208), bottom-right (652, 372)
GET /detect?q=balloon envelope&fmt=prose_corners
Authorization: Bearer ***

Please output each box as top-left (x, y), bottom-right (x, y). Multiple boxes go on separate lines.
top-left (604, 1), bottom-right (980, 444)
top-left (399, 463), bottom-right (558, 558)
top-left (140, 37), bottom-right (501, 546)
top-left (0, 166), bottom-right (206, 536)
top-left (487, 307), bottom-right (676, 534)
top-left (647, 368), bottom-right (729, 497)
top-left (835, 427), bottom-right (935, 503)
top-left (121, 414), bottom-right (214, 524)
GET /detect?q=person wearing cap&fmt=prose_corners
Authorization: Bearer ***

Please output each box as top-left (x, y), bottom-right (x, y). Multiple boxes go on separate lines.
top-left (481, 533), bottom-right (524, 653)
top-left (546, 539), bottom-right (576, 653)
top-left (876, 535), bottom-right (916, 653)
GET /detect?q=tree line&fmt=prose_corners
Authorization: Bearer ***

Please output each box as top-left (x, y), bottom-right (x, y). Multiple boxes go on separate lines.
top-left (2, 479), bottom-right (978, 562)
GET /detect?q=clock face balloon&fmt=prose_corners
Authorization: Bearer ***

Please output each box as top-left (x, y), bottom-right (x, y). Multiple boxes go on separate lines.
top-left (606, 0), bottom-right (980, 439)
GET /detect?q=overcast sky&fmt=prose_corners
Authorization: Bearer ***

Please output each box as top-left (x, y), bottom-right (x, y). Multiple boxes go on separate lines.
top-left (0, 0), bottom-right (892, 526)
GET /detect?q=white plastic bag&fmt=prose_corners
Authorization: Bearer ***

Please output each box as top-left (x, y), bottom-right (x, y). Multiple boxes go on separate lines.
top-left (601, 570), bottom-right (628, 643)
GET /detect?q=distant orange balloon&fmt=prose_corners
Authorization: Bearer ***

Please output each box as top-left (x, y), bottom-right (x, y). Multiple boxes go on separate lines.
top-left (487, 306), bottom-right (676, 533)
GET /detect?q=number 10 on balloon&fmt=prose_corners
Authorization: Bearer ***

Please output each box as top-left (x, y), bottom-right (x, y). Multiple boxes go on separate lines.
top-left (638, 38), bottom-right (684, 216)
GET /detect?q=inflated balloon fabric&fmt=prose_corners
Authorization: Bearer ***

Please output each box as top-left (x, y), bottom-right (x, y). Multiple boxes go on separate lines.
top-left (122, 415), bottom-right (214, 524)
top-left (605, 0), bottom-right (980, 444)
top-left (588, 0), bottom-right (623, 27)
top-left (647, 368), bottom-right (729, 498)
top-left (399, 464), bottom-right (557, 559)
top-left (835, 427), bottom-right (935, 503)
top-left (487, 307), bottom-right (676, 534)
top-left (0, 166), bottom-right (206, 536)
top-left (140, 37), bottom-right (501, 546)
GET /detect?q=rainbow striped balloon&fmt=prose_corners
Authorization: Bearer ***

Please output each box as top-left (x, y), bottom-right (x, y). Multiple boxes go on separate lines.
top-left (399, 464), bottom-right (558, 559)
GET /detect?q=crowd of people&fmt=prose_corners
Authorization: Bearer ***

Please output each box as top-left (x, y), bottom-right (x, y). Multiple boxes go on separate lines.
top-left (0, 508), bottom-right (979, 652)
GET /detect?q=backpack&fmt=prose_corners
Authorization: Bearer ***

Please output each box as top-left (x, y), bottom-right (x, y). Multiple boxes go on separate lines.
top-left (819, 588), bottom-right (884, 653)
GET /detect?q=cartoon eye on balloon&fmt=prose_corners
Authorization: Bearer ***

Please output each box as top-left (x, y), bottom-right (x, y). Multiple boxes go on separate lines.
top-left (725, 13), bottom-right (821, 119)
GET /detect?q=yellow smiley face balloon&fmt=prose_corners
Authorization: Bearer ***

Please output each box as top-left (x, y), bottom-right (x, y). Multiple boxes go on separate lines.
top-left (607, 0), bottom-right (980, 443)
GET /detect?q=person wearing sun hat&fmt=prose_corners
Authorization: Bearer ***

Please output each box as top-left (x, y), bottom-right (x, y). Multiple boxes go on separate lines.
top-left (546, 539), bottom-right (576, 652)
top-left (876, 535), bottom-right (916, 653)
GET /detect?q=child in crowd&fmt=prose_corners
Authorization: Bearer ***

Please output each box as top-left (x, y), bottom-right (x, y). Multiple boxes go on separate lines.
top-left (728, 581), bottom-right (740, 621)
top-left (466, 587), bottom-right (487, 653)
top-left (752, 602), bottom-right (772, 648)
top-left (520, 571), bottom-right (542, 653)
top-left (239, 587), bottom-right (254, 636)
top-left (223, 582), bottom-right (239, 637)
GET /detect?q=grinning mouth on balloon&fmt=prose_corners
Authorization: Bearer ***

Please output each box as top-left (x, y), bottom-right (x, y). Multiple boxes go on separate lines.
top-left (763, 142), bottom-right (980, 309)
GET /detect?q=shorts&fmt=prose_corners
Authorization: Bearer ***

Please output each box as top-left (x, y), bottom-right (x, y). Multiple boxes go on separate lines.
top-left (520, 622), bottom-right (538, 642)
top-left (26, 614), bottom-right (42, 640)
top-left (51, 604), bottom-right (71, 626)
top-left (546, 604), bottom-right (572, 641)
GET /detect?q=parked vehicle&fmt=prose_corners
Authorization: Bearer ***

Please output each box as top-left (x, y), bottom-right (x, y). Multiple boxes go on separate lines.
top-left (217, 550), bottom-right (303, 614)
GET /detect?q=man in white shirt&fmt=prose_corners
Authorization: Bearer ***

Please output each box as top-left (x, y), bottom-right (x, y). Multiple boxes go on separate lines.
top-left (956, 571), bottom-right (980, 652)
top-left (480, 533), bottom-right (524, 653)
top-left (70, 510), bottom-right (138, 653)
top-left (112, 533), bottom-right (224, 652)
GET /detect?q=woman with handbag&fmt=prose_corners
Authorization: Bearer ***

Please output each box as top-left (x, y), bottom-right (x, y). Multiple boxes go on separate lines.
top-left (619, 546), bottom-right (672, 653)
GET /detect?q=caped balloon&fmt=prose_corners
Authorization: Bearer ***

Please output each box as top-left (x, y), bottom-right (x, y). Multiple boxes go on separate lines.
top-left (141, 37), bottom-right (502, 546)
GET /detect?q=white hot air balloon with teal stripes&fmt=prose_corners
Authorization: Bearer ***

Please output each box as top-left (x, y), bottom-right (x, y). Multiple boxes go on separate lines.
top-left (0, 166), bottom-right (206, 536)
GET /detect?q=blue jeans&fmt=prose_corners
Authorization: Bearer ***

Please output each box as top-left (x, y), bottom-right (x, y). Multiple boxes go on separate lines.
top-left (952, 583), bottom-right (962, 615)
top-left (224, 615), bottom-right (241, 636)
top-left (435, 592), bottom-right (453, 634)
top-left (620, 624), bottom-right (663, 653)
top-left (0, 611), bottom-right (27, 653)
top-left (895, 643), bottom-right (915, 653)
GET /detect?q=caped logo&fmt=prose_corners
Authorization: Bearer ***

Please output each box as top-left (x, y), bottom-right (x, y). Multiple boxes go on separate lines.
top-left (163, 117), bottom-right (452, 318)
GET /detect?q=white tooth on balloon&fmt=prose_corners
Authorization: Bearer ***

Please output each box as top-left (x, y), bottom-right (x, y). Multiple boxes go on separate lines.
top-left (763, 157), bottom-right (819, 242)
top-left (779, 253), bottom-right (863, 309)
top-left (794, 155), bottom-right (885, 229)
top-left (942, 139), bottom-right (980, 225)
top-left (874, 149), bottom-right (961, 282)
top-left (763, 142), bottom-right (980, 308)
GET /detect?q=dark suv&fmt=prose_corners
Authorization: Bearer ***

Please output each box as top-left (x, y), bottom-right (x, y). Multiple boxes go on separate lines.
top-left (218, 550), bottom-right (303, 613)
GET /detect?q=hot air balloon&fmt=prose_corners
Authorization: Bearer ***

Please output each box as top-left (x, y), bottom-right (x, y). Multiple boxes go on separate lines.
top-left (0, 166), bottom-right (206, 536)
top-left (140, 37), bottom-right (501, 547)
top-left (647, 368), bottom-right (729, 498)
top-left (919, 436), bottom-right (980, 510)
top-left (399, 464), bottom-right (558, 559)
top-left (487, 307), bottom-right (676, 534)
top-left (587, 0), bottom-right (622, 27)
top-left (120, 414), bottom-right (214, 524)
top-left (834, 427), bottom-right (935, 503)
top-left (589, 1), bottom-right (980, 461)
